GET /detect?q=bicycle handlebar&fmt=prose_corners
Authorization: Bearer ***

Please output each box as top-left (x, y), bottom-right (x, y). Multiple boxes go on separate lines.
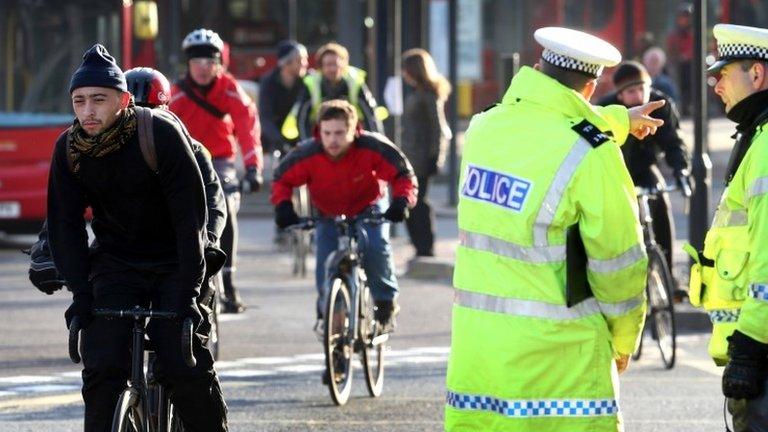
top-left (636, 181), bottom-right (691, 199)
top-left (93, 308), bottom-right (178, 320)
top-left (68, 307), bottom-right (196, 368)
top-left (285, 213), bottom-right (390, 231)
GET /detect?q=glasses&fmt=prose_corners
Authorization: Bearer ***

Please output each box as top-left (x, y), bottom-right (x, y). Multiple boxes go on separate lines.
top-left (189, 58), bottom-right (220, 67)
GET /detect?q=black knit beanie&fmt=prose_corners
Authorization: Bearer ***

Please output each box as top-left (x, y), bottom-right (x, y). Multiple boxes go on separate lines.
top-left (612, 61), bottom-right (651, 92)
top-left (69, 44), bottom-right (127, 94)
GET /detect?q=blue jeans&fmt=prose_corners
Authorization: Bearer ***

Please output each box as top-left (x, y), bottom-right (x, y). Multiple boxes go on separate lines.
top-left (314, 203), bottom-right (398, 318)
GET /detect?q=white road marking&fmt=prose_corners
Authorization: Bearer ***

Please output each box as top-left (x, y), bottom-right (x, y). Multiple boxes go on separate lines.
top-left (0, 338), bottom-right (719, 406)
top-left (0, 376), bottom-right (57, 385)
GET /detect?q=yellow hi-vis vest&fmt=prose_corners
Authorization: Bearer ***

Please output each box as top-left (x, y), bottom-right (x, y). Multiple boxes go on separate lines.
top-left (686, 120), bottom-right (768, 365)
top-left (445, 67), bottom-right (648, 432)
top-left (281, 67), bottom-right (366, 140)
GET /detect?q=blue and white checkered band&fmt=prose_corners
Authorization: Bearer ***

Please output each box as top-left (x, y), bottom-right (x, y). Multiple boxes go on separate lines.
top-left (750, 283), bottom-right (768, 301)
top-left (718, 43), bottom-right (768, 62)
top-left (708, 309), bottom-right (741, 323)
top-left (542, 49), bottom-right (602, 77)
top-left (446, 391), bottom-right (619, 418)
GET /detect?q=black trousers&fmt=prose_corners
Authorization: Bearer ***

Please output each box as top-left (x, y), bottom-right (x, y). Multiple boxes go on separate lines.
top-left (632, 165), bottom-right (675, 272)
top-left (728, 378), bottom-right (768, 432)
top-left (81, 267), bottom-right (227, 432)
top-left (405, 175), bottom-right (436, 256)
top-left (212, 158), bottom-right (241, 297)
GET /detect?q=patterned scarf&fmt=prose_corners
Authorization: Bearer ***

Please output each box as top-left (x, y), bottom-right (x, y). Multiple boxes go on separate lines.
top-left (67, 106), bottom-right (137, 173)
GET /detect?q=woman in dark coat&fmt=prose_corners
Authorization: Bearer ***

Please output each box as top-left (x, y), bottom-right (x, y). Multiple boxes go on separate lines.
top-left (400, 48), bottom-right (452, 257)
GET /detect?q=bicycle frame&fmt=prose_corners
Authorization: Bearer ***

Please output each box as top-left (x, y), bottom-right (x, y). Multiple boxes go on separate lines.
top-left (323, 216), bottom-right (367, 347)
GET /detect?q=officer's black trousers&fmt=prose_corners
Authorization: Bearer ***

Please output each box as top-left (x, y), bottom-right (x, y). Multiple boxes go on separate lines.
top-left (81, 267), bottom-right (227, 432)
top-left (405, 175), bottom-right (436, 256)
top-left (632, 166), bottom-right (675, 273)
top-left (728, 379), bottom-right (768, 432)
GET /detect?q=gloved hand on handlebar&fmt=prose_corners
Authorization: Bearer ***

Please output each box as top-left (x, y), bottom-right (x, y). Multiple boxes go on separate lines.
top-left (673, 169), bottom-right (694, 197)
top-left (241, 166), bottom-right (263, 194)
top-left (383, 197), bottom-right (410, 223)
top-left (175, 295), bottom-right (203, 332)
top-left (275, 201), bottom-right (300, 228)
top-left (65, 292), bottom-right (94, 330)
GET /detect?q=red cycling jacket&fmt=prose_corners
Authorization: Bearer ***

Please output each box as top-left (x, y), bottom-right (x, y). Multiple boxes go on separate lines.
top-left (169, 72), bottom-right (263, 169)
top-left (271, 131), bottom-right (418, 217)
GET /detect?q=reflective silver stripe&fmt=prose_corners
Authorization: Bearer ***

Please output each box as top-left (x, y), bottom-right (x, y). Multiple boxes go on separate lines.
top-left (455, 289), bottom-right (600, 320)
top-left (597, 293), bottom-right (645, 317)
top-left (459, 229), bottom-right (565, 264)
top-left (712, 208), bottom-right (748, 227)
top-left (588, 244), bottom-right (646, 273)
top-left (533, 137), bottom-right (592, 245)
top-left (748, 177), bottom-right (768, 200)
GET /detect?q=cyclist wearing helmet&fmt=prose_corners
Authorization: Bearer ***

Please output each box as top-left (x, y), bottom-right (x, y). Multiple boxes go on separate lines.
top-left (170, 28), bottom-right (264, 313)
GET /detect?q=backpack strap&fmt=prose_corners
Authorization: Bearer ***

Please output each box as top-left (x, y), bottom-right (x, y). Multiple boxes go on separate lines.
top-left (176, 79), bottom-right (226, 119)
top-left (135, 106), bottom-right (158, 174)
top-left (63, 128), bottom-right (75, 173)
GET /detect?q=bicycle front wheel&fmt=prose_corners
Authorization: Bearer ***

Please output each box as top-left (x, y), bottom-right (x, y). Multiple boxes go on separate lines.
top-left (647, 245), bottom-right (677, 369)
top-left (112, 388), bottom-right (147, 432)
top-left (361, 286), bottom-right (384, 397)
top-left (324, 277), bottom-right (353, 405)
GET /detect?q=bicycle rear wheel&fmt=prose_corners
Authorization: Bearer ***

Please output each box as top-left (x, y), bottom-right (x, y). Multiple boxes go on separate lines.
top-left (360, 285), bottom-right (384, 397)
top-left (111, 388), bottom-right (147, 432)
top-left (324, 277), bottom-right (353, 405)
top-left (647, 245), bottom-right (677, 369)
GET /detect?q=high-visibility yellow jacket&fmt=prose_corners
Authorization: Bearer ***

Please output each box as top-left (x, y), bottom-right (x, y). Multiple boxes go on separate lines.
top-left (687, 120), bottom-right (768, 366)
top-left (445, 66), bottom-right (648, 432)
top-left (281, 66), bottom-right (378, 140)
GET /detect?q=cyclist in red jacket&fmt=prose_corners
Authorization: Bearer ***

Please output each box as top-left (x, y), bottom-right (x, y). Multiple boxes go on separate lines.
top-left (271, 100), bottom-right (417, 330)
top-left (170, 28), bottom-right (263, 313)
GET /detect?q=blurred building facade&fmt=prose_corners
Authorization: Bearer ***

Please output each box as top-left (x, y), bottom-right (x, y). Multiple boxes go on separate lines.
top-left (2, 0), bottom-right (768, 116)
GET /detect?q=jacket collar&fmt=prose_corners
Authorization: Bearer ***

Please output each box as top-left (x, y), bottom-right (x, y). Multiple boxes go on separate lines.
top-left (501, 66), bottom-right (617, 135)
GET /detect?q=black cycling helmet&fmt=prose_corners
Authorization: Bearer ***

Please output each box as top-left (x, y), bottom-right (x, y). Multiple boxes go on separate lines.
top-left (125, 67), bottom-right (171, 108)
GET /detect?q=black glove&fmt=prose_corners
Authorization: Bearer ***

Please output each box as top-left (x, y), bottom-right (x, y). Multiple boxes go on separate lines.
top-left (241, 166), bottom-right (263, 193)
top-left (65, 293), bottom-right (94, 330)
top-left (204, 244), bottom-right (227, 278)
top-left (29, 264), bottom-right (65, 295)
top-left (383, 197), bottom-right (409, 223)
top-left (175, 295), bottom-right (204, 332)
top-left (275, 201), bottom-right (300, 228)
top-left (673, 169), bottom-right (694, 197)
top-left (723, 330), bottom-right (768, 399)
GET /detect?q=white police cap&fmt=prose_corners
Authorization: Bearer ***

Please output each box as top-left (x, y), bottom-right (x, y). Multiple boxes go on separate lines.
top-left (534, 27), bottom-right (621, 77)
top-left (709, 24), bottom-right (768, 73)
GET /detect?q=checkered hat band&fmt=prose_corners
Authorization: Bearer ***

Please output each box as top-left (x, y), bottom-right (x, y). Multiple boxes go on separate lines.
top-left (718, 44), bottom-right (768, 62)
top-left (542, 49), bottom-right (602, 77)
top-left (446, 391), bottom-right (619, 418)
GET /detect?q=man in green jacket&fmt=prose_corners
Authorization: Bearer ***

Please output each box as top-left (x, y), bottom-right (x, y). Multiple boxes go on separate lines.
top-left (445, 27), bottom-right (665, 432)
top-left (689, 23), bottom-right (768, 431)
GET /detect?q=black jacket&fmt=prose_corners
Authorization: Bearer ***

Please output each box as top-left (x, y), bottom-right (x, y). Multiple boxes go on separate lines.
top-left (401, 88), bottom-right (449, 178)
top-left (597, 89), bottom-right (689, 180)
top-left (47, 112), bottom-right (207, 299)
top-left (258, 67), bottom-right (305, 151)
